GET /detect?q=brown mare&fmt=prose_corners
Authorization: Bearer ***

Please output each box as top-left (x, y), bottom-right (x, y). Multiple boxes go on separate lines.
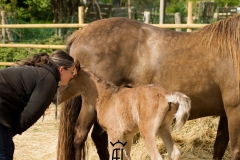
top-left (57, 15), bottom-right (240, 160)
top-left (58, 66), bottom-right (191, 160)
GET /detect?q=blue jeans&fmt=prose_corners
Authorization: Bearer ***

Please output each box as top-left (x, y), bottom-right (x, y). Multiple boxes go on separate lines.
top-left (0, 123), bottom-right (14, 160)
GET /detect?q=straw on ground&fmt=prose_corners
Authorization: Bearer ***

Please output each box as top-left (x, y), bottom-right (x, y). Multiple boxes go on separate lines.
top-left (13, 104), bottom-right (230, 160)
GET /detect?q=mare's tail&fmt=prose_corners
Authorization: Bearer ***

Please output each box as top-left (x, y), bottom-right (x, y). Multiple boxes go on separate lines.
top-left (165, 92), bottom-right (191, 130)
top-left (66, 29), bottom-right (82, 53)
top-left (58, 29), bottom-right (86, 160)
top-left (57, 96), bottom-right (85, 160)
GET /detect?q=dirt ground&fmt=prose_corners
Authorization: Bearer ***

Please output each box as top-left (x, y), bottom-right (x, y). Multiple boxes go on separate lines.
top-left (13, 104), bottom-right (231, 160)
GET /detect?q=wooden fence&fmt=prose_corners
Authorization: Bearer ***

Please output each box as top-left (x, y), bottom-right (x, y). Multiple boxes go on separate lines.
top-left (0, 4), bottom-right (208, 66)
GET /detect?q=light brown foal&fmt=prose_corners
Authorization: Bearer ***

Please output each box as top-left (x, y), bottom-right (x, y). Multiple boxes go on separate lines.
top-left (58, 66), bottom-right (191, 160)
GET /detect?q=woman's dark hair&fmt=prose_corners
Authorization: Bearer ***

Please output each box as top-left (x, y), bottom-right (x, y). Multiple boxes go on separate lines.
top-left (50, 50), bottom-right (74, 69)
top-left (16, 50), bottom-right (74, 69)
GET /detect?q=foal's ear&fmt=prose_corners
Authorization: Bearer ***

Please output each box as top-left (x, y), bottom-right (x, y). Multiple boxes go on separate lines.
top-left (75, 60), bottom-right (81, 74)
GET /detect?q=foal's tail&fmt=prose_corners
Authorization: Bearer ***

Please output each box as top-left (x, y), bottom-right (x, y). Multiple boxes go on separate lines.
top-left (57, 96), bottom-right (83, 160)
top-left (165, 92), bottom-right (191, 130)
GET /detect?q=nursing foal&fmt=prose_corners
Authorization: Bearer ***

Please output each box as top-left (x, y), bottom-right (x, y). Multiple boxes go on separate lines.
top-left (58, 65), bottom-right (191, 160)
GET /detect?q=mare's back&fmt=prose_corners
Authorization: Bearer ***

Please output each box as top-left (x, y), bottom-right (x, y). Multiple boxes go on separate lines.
top-left (69, 18), bottom-right (192, 86)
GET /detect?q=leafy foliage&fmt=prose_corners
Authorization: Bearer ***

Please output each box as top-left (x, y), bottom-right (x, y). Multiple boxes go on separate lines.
top-left (217, 0), bottom-right (239, 7)
top-left (0, 0), bottom-right (52, 22)
top-left (0, 35), bottom-right (65, 68)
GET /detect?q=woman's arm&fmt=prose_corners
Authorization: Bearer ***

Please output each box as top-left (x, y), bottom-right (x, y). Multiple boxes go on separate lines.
top-left (13, 73), bottom-right (58, 135)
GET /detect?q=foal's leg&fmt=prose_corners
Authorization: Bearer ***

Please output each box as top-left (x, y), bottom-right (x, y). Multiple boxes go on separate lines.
top-left (123, 134), bottom-right (134, 159)
top-left (139, 122), bottom-right (163, 160)
top-left (91, 121), bottom-right (109, 160)
top-left (158, 126), bottom-right (180, 160)
top-left (74, 99), bottom-right (97, 160)
top-left (108, 131), bottom-right (131, 160)
top-left (213, 116), bottom-right (229, 160)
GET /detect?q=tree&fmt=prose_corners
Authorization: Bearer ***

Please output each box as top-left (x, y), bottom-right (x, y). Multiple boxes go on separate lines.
top-left (0, 0), bottom-right (82, 23)
top-left (50, 0), bottom-right (81, 24)
top-left (0, 0), bottom-right (52, 22)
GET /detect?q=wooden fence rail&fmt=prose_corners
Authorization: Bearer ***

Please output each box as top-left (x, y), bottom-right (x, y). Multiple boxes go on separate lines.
top-left (0, 24), bottom-right (87, 28)
top-left (0, 23), bottom-right (207, 29)
top-left (0, 44), bottom-right (66, 49)
top-left (0, 4), bottom-right (208, 66)
top-left (0, 23), bottom-right (208, 66)
top-left (0, 62), bottom-right (14, 66)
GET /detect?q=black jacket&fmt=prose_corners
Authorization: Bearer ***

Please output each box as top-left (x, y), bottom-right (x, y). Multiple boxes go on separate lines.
top-left (0, 61), bottom-right (60, 135)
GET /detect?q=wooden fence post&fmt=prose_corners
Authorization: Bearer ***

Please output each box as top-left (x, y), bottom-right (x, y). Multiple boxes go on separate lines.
top-left (143, 11), bottom-right (150, 24)
top-left (128, 0), bottom-right (132, 19)
top-left (175, 12), bottom-right (181, 32)
top-left (1, 11), bottom-right (6, 43)
top-left (159, 0), bottom-right (164, 24)
top-left (78, 6), bottom-right (84, 28)
top-left (187, 1), bottom-right (193, 32)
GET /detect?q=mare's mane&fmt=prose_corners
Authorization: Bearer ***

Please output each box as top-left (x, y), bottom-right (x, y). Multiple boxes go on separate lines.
top-left (198, 14), bottom-right (240, 61)
top-left (80, 67), bottom-right (122, 92)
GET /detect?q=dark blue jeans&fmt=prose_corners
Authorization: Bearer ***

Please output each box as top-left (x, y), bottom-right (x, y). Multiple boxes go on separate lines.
top-left (0, 123), bottom-right (14, 160)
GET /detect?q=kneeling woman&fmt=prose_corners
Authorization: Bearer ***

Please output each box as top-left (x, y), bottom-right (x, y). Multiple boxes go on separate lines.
top-left (0, 50), bottom-right (74, 160)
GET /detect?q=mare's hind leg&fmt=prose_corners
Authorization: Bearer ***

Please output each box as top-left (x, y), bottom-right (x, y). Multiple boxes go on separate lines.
top-left (91, 121), bottom-right (109, 160)
top-left (224, 104), bottom-right (240, 160)
top-left (158, 126), bottom-right (180, 160)
top-left (221, 85), bottom-right (240, 160)
top-left (74, 99), bottom-right (97, 160)
top-left (213, 116), bottom-right (229, 160)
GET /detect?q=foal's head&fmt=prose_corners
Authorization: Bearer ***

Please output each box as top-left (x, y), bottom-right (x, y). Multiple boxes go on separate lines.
top-left (58, 60), bottom-right (122, 104)
top-left (57, 60), bottom-right (83, 103)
